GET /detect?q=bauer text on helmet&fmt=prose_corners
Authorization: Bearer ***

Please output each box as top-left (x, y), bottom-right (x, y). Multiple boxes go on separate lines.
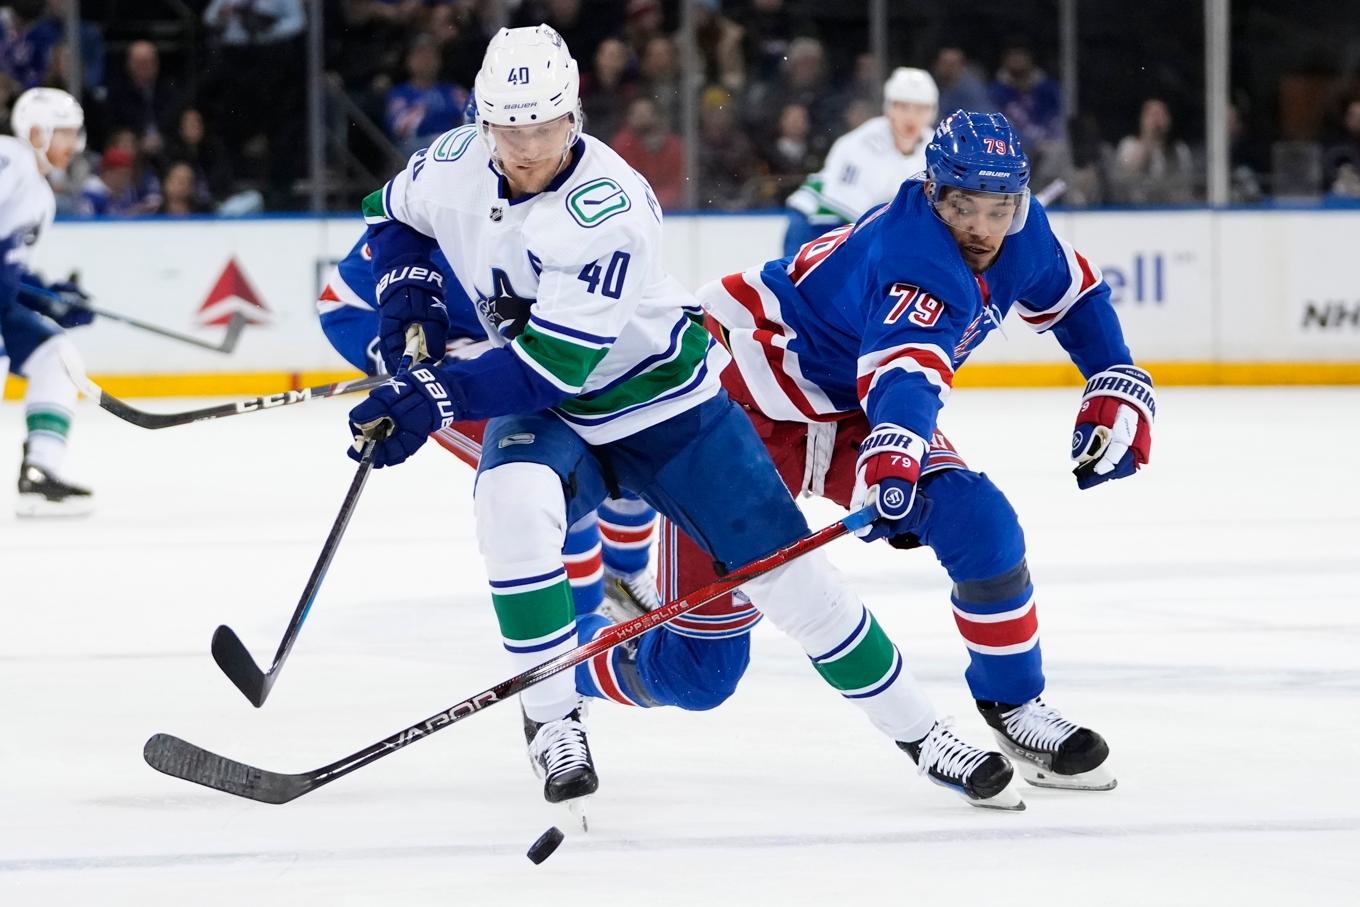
top-left (924, 110), bottom-right (1032, 270)
top-left (473, 24), bottom-right (583, 192)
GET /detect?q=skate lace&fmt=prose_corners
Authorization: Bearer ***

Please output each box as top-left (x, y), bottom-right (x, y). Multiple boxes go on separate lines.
top-left (916, 720), bottom-right (989, 782)
top-left (1001, 698), bottom-right (1078, 751)
top-left (529, 716), bottom-right (591, 779)
top-left (607, 567), bottom-right (661, 612)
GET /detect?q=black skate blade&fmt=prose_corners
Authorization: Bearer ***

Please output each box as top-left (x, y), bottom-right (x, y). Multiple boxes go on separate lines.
top-left (143, 734), bottom-right (312, 804)
top-left (211, 625), bottom-right (274, 707)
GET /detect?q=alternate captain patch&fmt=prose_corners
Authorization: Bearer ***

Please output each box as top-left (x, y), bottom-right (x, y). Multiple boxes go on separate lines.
top-left (567, 178), bottom-right (631, 228)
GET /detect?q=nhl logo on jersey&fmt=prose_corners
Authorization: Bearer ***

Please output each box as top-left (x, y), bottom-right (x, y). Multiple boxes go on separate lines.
top-left (490, 205), bottom-right (504, 222)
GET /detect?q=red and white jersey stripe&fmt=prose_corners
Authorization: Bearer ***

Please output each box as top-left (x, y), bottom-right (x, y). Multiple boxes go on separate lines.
top-left (952, 596), bottom-right (1040, 656)
top-left (1013, 236), bottom-right (1101, 332)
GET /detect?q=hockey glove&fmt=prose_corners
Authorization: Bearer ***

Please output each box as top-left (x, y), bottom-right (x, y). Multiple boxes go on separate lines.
top-left (347, 365), bottom-right (459, 468)
top-left (850, 423), bottom-right (931, 542)
top-left (18, 276), bottom-right (95, 329)
top-left (376, 262), bottom-right (449, 373)
top-left (1071, 365), bottom-right (1155, 489)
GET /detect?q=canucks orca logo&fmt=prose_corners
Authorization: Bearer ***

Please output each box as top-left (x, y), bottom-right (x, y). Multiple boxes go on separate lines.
top-left (476, 268), bottom-right (535, 340)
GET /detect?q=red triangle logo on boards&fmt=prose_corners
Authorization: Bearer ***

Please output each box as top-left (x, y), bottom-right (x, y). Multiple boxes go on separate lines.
top-left (196, 258), bottom-right (273, 327)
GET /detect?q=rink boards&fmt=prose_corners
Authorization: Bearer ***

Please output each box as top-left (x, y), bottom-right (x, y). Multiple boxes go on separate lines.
top-left (8, 208), bottom-right (1360, 398)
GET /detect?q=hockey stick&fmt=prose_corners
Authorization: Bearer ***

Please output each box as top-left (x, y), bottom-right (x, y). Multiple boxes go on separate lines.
top-left (144, 506), bottom-right (877, 804)
top-left (85, 373), bottom-right (385, 430)
top-left (211, 337), bottom-right (419, 706)
top-left (211, 439), bottom-right (381, 707)
top-left (19, 284), bottom-right (248, 354)
top-left (1035, 178), bottom-right (1068, 206)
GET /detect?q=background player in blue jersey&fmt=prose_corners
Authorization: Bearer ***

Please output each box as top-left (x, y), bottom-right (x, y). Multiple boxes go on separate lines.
top-left (662, 109), bottom-right (1156, 794)
top-left (317, 230), bottom-right (663, 620)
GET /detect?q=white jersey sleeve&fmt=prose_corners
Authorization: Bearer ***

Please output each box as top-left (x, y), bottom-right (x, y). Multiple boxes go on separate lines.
top-left (0, 136), bottom-right (56, 271)
top-left (361, 145), bottom-right (441, 238)
top-left (790, 118), bottom-right (928, 225)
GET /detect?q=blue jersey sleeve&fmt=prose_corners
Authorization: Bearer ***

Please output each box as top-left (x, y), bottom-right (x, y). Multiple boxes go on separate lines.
top-left (857, 269), bottom-right (972, 440)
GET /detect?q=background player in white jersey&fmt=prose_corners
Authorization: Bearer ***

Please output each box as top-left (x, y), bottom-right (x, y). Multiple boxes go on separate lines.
top-left (0, 88), bottom-right (95, 517)
top-left (783, 67), bottom-right (938, 255)
top-left (347, 25), bottom-right (1021, 821)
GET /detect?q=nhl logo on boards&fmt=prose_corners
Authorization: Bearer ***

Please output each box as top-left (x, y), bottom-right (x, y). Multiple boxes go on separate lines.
top-left (490, 205), bottom-right (504, 222)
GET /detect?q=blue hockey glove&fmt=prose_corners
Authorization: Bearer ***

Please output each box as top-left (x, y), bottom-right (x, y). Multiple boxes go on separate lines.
top-left (376, 262), bottom-right (448, 373)
top-left (18, 278), bottom-right (95, 329)
top-left (850, 423), bottom-right (931, 542)
top-left (1071, 365), bottom-right (1155, 490)
top-left (347, 365), bottom-right (459, 467)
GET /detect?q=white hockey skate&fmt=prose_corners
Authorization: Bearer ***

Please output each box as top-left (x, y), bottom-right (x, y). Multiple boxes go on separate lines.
top-left (977, 697), bottom-right (1117, 791)
top-left (899, 720), bottom-right (1025, 810)
top-left (600, 566), bottom-right (660, 622)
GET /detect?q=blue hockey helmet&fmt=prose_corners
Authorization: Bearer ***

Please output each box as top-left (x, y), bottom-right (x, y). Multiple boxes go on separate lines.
top-left (925, 110), bottom-right (1032, 236)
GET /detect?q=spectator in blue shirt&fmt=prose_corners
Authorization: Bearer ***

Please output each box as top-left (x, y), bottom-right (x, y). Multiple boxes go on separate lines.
top-left (384, 34), bottom-right (468, 156)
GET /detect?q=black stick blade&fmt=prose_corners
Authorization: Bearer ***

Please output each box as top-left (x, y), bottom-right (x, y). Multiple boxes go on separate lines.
top-left (211, 625), bottom-right (272, 707)
top-left (143, 734), bottom-right (312, 804)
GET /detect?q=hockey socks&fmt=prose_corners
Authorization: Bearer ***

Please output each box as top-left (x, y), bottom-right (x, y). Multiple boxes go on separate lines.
top-left (598, 494), bottom-right (655, 577)
top-left (742, 553), bottom-right (936, 743)
top-left (489, 562), bottom-right (578, 723)
top-left (562, 514), bottom-right (605, 616)
top-left (951, 561), bottom-right (1044, 705)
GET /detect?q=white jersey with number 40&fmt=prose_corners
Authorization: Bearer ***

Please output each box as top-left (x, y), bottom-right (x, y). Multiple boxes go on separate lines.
top-left (364, 126), bottom-right (726, 444)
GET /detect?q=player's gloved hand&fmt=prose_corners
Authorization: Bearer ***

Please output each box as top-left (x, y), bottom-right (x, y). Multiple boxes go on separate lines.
top-left (347, 364), bottom-right (458, 468)
top-left (45, 280), bottom-right (95, 328)
top-left (1071, 365), bottom-right (1155, 489)
top-left (376, 261), bottom-right (448, 373)
top-left (850, 423), bottom-right (931, 542)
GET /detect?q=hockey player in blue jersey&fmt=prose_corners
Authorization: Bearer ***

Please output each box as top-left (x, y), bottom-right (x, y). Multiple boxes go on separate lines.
top-left (317, 231), bottom-right (663, 618)
top-left (343, 27), bottom-right (1021, 819)
top-left (661, 109), bottom-right (1156, 793)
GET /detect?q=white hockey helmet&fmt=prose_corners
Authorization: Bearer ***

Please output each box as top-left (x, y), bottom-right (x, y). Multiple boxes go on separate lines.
top-left (883, 67), bottom-right (939, 117)
top-left (472, 25), bottom-right (582, 170)
top-left (11, 87), bottom-right (87, 164)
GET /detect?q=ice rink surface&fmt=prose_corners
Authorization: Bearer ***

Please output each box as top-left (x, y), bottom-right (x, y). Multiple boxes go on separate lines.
top-left (1, 386), bottom-right (1357, 906)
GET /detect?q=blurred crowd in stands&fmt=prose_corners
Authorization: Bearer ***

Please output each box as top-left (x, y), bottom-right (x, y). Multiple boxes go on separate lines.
top-left (3, 0), bottom-right (1360, 215)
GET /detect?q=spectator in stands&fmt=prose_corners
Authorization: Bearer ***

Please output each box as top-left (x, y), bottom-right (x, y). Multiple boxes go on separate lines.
top-left (78, 145), bottom-right (162, 217)
top-left (30, 0), bottom-right (105, 93)
top-left (165, 107), bottom-right (233, 204)
top-left (106, 41), bottom-right (178, 164)
top-left (989, 37), bottom-right (1067, 188)
top-left (744, 36), bottom-right (835, 143)
top-left (1109, 97), bottom-right (1195, 205)
top-left (610, 95), bottom-right (684, 208)
top-left (385, 35), bottom-right (468, 156)
top-left (1228, 100), bottom-right (1264, 203)
top-left (159, 161), bottom-right (211, 215)
top-left (733, 0), bottom-right (810, 85)
top-left (624, 0), bottom-right (665, 60)
top-left (695, 0), bottom-right (745, 94)
top-left (512, 0), bottom-right (616, 70)
top-left (0, 0), bottom-right (57, 90)
top-left (430, 1), bottom-right (493, 89)
top-left (202, 0), bottom-right (306, 208)
top-left (933, 46), bottom-right (991, 115)
top-left (762, 102), bottom-right (819, 182)
top-left (697, 87), bottom-right (760, 209)
top-left (1324, 98), bottom-right (1360, 198)
top-left (638, 35), bottom-right (683, 131)
top-left (581, 37), bottom-right (638, 143)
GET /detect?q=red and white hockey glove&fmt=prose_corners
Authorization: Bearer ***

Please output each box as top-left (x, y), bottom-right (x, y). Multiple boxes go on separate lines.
top-left (850, 424), bottom-right (930, 542)
top-left (1071, 365), bottom-right (1155, 489)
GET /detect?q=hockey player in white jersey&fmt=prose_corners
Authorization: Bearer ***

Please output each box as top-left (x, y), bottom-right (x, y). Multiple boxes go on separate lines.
top-left (0, 88), bottom-right (95, 517)
top-left (349, 25), bottom-right (1021, 820)
top-left (783, 67), bottom-right (938, 255)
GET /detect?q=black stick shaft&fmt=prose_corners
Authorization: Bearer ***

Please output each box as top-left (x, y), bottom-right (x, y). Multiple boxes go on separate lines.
top-left (91, 375), bottom-right (385, 430)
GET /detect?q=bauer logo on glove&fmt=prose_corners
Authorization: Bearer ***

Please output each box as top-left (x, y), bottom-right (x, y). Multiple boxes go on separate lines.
top-left (1071, 365), bottom-right (1155, 490)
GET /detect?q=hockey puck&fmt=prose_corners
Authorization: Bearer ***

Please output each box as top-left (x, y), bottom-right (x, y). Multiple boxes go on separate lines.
top-left (526, 826), bottom-right (565, 864)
